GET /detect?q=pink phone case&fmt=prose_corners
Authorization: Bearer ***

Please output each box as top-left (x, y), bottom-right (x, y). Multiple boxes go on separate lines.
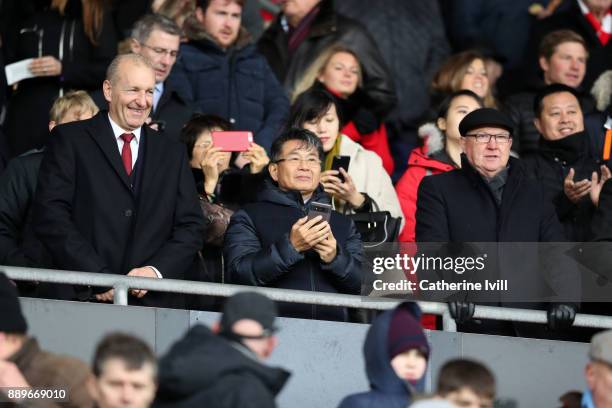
top-left (211, 131), bottom-right (254, 152)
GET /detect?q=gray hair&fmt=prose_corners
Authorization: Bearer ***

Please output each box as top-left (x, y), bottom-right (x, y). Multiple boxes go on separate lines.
top-left (105, 53), bottom-right (154, 84)
top-left (131, 13), bottom-right (182, 44)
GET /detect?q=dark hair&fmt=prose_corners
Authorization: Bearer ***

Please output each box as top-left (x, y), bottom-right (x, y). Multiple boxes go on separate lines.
top-left (131, 13), bottom-right (182, 43)
top-left (92, 333), bottom-right (157, 380)
top-left (437, 359), bottom-right (496, 399)
top-left (270, 128), bottom-right (324, 163)
top-left (196, 0), bottom-right (245, 11)
top-left (437, 89), bottom-right (484, 119)
top-left (287, 87), bottom-right (343, 131)
top-left (533, 83), bottom-right (581, 117)
top-left (180, 114), bottom-right (232, 159)
top-left (539, 29), bottom-right (588, 61)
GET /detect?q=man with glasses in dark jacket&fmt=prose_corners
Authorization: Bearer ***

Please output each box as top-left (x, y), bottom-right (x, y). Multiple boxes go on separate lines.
top-left (224, 128), bottom-right (363, 321)
top-left (416, 108), bottom-right (581, 337)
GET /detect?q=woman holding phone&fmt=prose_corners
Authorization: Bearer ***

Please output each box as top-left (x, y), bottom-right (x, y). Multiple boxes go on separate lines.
top-left (180, 114), bottom-right (269, 288)
top-left (287, 88), bottom-right (402, 221)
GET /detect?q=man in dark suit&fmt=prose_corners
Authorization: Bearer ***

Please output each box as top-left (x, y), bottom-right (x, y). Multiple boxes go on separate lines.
top-left (33, 53), bottom-right (204, 308)
top-left (415, 108), bottom-right (581, 336)
top-left (91, 14), bottom-right (193, 141)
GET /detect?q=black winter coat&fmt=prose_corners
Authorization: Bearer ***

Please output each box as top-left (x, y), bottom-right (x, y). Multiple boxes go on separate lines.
top-left (168, 30), bottom-right (288, 152)
top-left (224, 180), bottom-right (363, 321)
top-left (415, 155), bottom-right (580, 306)
top-left (154, 324), bottom-right (290, 408)
top-left (522, 131), bottom-right (601, 241)
top-left (5, 1), bottom-right (117, 157)
top-left (0, 150), bottom-right (48, 267)
top-left (257, 0), bottom-right (396, 118)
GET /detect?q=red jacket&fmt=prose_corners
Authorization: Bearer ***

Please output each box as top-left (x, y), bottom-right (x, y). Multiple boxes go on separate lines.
top-left (342, 120), bottom-right (395, 176)
top-left (396, 124), bottom-right (455, 243)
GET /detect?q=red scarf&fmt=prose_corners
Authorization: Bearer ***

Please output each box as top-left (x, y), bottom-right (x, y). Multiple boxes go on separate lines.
top-left (584, 9), bottom-right (612, 45)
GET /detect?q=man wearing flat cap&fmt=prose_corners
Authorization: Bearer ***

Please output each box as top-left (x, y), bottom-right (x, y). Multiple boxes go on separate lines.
top-left (415, 108), bottom-right (580, 336)
top-left (154, 291), bottom-right (290, 408)
top-left (584, 330), bottom-right (612, 408)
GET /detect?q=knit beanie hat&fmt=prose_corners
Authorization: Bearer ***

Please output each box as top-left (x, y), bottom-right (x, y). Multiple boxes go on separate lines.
top-left (0, 273), bottom-right (28, 333)
top-left (387, 304), bottom-right (429, 360)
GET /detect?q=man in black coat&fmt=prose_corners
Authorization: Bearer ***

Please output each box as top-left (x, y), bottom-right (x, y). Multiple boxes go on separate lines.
top-left (415, 108), bottom-right (581, 335)
top-left (257, 0), bottom-right (396, 119)
top-left (91, 14), bottom-right (193, 141)
top-left (154, 292), bottom-right (290, 408)
top-left (32, 54), bottom-right (204, 308)
top-left (224, 128), bottom-right (363, 321)
top-left (522, 84), bottom-right (608, 242)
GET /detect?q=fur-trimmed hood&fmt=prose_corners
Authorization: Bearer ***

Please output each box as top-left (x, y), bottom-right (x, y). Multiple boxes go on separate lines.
top-left (417, 122), bottom-right (445, 156)
top-left (591, 70), bottom-right (612, 112)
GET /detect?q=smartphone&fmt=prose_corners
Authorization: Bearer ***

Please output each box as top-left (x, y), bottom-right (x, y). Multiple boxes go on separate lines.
top-left (307, 201), bottom-right (332, 223)
top-left (331, 155), bottom-right (351, 183)
top-left (211, 131), bottom-right (253, 152)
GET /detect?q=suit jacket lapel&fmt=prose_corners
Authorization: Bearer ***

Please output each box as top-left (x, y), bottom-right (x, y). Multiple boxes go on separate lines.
top-left (87, 112), bottom-right (132, 190)
top-left (139, 126), bottom-right (163, 199)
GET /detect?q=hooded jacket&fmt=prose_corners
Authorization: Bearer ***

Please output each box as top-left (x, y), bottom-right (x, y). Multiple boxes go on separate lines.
top-left (168, 22), bottom-right (289, 152)
top-left (396, 124), bottom-right (457, 243)
top-left (154, 324), bottom-right (290, 408)
top-left (337, 302), bottom-right (424, 408)
top-left (224, 179), bottom-right (363, 321)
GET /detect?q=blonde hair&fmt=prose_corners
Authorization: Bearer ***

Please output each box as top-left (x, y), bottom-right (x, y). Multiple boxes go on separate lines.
top-left (292, 44), bottom-right (363, 102)
top-left (431, 50), bottom-right (497, 108)
top-left (49, 90), bottom-right (99, 123)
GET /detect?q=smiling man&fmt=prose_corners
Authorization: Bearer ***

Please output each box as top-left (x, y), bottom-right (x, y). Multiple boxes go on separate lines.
top-left (33, 53), bottom-right (204, 308)
top-left (168, 0), bottom-right (289, 152)
top-left (223, 128), bottom-right (363, 320)
top-left (416, 108), bottom-right (580, 335)
top-left (522, 84), bottom-right (608, 242)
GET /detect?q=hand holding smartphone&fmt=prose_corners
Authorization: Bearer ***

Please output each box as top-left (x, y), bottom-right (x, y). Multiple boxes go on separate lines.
top-left (307, 202), bottom-right (332, 223)
top-left (331, 155), bottom-right (351, 183)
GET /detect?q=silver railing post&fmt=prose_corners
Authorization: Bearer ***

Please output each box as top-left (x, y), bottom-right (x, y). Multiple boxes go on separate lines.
top-left (442, 308), bottom-right (457, 332)
top-left (113, 284), bottom-right (128, 306)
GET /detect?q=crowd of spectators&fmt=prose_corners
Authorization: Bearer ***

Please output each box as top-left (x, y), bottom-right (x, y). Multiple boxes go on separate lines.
top-left (0, 0), bottom-right (612, 400)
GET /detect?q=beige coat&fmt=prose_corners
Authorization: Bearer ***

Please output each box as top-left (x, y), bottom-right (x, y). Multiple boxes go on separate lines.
top-left (337, 136), bottom-right (403, 226)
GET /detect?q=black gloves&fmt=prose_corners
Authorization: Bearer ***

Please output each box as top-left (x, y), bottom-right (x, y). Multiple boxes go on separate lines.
top-left (448, 301), bottom-right (475, 324)
top-left (547, 303), bottom-right (577, 330)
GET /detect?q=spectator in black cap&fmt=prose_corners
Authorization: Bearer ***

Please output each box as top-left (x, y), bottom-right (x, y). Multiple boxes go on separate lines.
top-left (522, 84), bottom-right (610, 242)
top-left (0, 272), bottom-right (93, 407)
top-left (154, 291), bottom-right (290, 408)
top-left (415, 108), bottom-right (580, 337)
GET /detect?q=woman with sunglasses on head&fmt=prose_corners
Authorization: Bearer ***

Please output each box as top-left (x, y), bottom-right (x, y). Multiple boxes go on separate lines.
top-left (293, 44), bottom-right (395, 175)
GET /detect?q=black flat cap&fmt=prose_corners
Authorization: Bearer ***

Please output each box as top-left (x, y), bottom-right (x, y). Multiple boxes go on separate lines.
top-left (458, 108), bottom-right (515, 136)
top-left (221, 292), bottom-right (278, 334)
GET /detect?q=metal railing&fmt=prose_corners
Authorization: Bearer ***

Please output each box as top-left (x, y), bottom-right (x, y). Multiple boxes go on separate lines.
top-left (4, 265), bottom-right (612, 332)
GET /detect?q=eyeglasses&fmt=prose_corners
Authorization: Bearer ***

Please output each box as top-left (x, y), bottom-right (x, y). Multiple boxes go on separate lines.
top-left (141, 44), bottom-right (180, 58)
top-left (275, 157), bottom-right (322, 167)
top-left (464, 133), bottom-right (512, 144)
